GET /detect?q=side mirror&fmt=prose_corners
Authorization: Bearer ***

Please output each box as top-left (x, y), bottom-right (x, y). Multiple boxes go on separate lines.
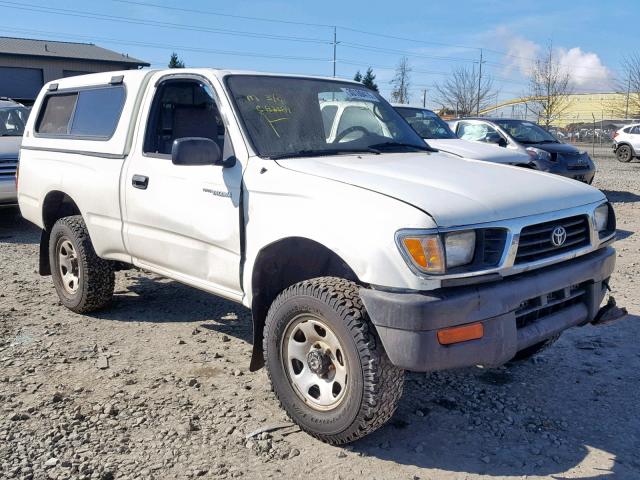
top-left (171, 137), bottom-right (224, 166)
top-left (486, 133), bottom-right (506, 147)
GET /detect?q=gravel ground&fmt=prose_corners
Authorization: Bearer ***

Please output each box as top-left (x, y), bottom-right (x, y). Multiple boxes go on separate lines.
top-left (1, 155), bottom-right (639, 480)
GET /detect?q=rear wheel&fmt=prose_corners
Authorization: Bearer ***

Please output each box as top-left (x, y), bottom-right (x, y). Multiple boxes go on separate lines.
top-left (616, 145), bottom-right (633, 162)
top-left (49, 215), bottom-right (114, 313)
top-left (263, 277), bottom-right (404, 445)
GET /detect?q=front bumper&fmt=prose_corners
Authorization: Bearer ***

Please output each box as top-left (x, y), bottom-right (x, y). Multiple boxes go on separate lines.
top-left (544, 163), bottom-right (595, 184)
top-left (361, 247), bottom-right (615, 372)
top-left (0, 177), bottom-right (17, 205)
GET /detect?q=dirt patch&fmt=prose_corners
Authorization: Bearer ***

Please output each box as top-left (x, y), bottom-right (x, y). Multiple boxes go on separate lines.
top-left (1, 155), bottom-right (639, 479)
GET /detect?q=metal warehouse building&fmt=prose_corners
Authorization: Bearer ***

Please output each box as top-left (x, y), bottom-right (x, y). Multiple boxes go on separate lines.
top-left (0, 36), bottom-right (149, 104)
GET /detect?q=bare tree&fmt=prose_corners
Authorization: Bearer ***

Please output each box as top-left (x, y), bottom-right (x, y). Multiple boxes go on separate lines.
top-left (527, 44), bottom-right (573, 127)
top-left (390, 57), bottom-right (411, 104)
top-left (434, 66), bottom-right (496, 116)
top-left (611, 53), bottom-right (640, 119)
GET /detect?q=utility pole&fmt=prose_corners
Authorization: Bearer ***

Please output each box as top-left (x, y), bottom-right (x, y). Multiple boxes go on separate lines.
top-left (332, 26), bottom-right (337, 77)
top-left (476, 48), bottom-right (484, 116)
top-left (422, 89), bottom-right (427, 108)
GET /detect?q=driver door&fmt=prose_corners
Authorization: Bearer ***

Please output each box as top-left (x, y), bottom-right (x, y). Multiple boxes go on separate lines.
top-left (123, 74), bottom-right (243, 299)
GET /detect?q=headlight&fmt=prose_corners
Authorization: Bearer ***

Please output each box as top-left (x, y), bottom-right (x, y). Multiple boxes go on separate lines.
top-left (594, 203), bottom-right (609, 232)
top-left (444, 231), bottom-right (476, 268)
top-left (397, 230), bottom-right (476, 274)
top-left (526, 147), bottom-right (552, 162)
top-left (398, 234), bottom-right (445, 274)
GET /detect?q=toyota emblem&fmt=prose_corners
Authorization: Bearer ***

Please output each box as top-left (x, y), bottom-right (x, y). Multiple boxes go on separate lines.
top-left (551, 226), bottom-right (567, 247)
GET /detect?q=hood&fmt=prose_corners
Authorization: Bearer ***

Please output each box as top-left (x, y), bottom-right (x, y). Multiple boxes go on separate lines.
top-left (0, 136), bottom-right (22, 158)
top-left (276, 152), bottom-right (605, 227)
top-left (529, 142), bottom-right (582, 155)
top-left (427, 138), bottom-right (530, 164)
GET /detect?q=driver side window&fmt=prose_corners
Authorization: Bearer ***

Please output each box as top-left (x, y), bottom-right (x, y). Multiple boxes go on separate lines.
top-left (458, 122), bottom-right (498, 142)
top-left (144, 79), bottom-right (226, 156)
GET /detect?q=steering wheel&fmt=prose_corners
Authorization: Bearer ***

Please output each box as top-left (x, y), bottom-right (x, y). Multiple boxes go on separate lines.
top-left (334, 125), bottom-right (371, 143)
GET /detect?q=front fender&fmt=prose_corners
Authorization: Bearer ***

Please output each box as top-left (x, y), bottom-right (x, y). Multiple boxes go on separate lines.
top-left (241, 158), bottom-right (439, 307)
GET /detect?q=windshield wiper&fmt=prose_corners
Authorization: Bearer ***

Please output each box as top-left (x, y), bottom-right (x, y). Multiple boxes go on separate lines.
top-left (267, 148), bottom-right (380, 160)
top-left (367, 141), bottom-right (436, 152)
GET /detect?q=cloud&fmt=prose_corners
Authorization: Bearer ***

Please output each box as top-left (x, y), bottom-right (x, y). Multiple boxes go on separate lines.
top-left (490, 27), bottom-right (613, 91)
top-left (555, 47), bottom-right (612, 89)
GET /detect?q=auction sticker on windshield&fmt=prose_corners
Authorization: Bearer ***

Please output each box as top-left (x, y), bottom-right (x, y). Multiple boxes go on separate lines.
top-left (342, 87), bottom-right (379, 102)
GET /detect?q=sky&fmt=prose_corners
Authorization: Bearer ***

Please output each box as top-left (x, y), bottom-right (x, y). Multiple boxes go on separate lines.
top-left (0, 0), bottom-right (637, 109)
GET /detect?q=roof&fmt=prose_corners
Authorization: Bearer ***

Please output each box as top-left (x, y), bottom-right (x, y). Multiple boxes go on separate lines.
top-left (41, 68), bottom-right (366, 93)
top-left (449, 117), bottom-right (523, 122)
top-left (390, 103), bottom-right (433, 111)
top-left (0, 36), bottom-right (149, 66)
top-left (0, 97), bottom-right (23, 108)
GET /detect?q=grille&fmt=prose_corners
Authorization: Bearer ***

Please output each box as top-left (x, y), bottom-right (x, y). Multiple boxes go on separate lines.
top-left (566, 163), bottom-right (589, 171)
top-left (515, 283), bottom-right (587, 329)
top-left (561, 152), bottom-right (590, 170)
top-left (474, 228), bottom-right (507, 267)
top-left (0, 158), bottom-right (18, 177)
top-left (447, 228), bottom-right (507, 273)
top-left (515, 215), bottom-right (590, 264)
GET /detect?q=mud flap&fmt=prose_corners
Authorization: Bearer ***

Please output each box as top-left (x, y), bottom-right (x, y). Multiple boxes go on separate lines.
top-left (592, 296), bottom-right (628, 326)
top-left (39, 229), bottom-right (51, 276)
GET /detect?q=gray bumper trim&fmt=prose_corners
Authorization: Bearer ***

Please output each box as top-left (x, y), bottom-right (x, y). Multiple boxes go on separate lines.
top-left (361, 247), bottom-right (615, 371)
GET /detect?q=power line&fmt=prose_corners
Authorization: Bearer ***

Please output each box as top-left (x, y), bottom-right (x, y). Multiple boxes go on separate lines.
top-left (0, 1), bottom-right (331, 44)
top-left (0, 27), bottom-right (331, 62)
top-left (339, 60), bottom-right (451, 77)
top-left (339, 42), bottom-right (476, 63)
top-left (109, 0), bottom-right (622, 75)
top-left (112, 0), bottom-right (335, 28)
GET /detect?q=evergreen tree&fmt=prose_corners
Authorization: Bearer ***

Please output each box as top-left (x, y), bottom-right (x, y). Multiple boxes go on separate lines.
top-left (353, 70), bottom-right (363, 82)
top-left (361, 67), bottom-right (379, 92)
top-left (168, 52), bottom-right (185, 68)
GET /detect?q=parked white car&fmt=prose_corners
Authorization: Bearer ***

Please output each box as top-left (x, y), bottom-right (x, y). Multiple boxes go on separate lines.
top-left (613, 123), bottom-right (640, 162)
top-left (18, 69), bottom-right (623, 444)
top-left (393, 105), bottom-right (532, 166)
top-left (0, 98), bottom-right (29, 205)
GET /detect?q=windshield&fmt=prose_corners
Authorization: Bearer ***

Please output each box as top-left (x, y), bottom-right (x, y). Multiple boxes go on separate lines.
top-left (494, 119), bottom-right (558, 144)
top-left (0, 106), bottom-right (30, 137)
top-left (395, 107), bottom-right (456, 139)
top-left (226, 75), bottom-right (428, 158)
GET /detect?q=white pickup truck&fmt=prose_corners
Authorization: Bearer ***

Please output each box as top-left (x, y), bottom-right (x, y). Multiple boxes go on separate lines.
top-left (17, 69), bottom-right (623, 444)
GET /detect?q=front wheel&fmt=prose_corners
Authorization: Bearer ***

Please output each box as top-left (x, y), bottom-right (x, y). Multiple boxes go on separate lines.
top-left (263, 277), bottom-right (404, 445)
top-left (616, 145), bottom-right (633, 162)
top-left (49, 215), bottom-right (115, 313)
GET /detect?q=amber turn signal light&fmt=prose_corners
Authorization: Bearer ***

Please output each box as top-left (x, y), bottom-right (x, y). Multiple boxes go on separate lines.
top-left (437, 322), bottom-right (484, 345)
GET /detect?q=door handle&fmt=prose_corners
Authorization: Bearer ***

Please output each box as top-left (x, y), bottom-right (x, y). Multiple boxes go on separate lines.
top-left (132, 174), bottom-right (149, 190)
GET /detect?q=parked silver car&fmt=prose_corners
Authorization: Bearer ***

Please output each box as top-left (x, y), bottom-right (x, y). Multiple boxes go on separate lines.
top-left (394, 106), bottom-right (532, 166)
top-left (1, 98), bottom-right (29, 205)
top-left (448, 118), bottom-right (596, 184)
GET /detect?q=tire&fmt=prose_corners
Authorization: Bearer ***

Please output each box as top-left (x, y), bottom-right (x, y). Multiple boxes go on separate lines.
top-left (263, 277), bottom-right (404, 445)
top-left (510, 334), bottom-right (560, 362)
top-left (616, 145), bottom-right (633, 163)
top-left (49, 215), bottom-right (115, 313)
